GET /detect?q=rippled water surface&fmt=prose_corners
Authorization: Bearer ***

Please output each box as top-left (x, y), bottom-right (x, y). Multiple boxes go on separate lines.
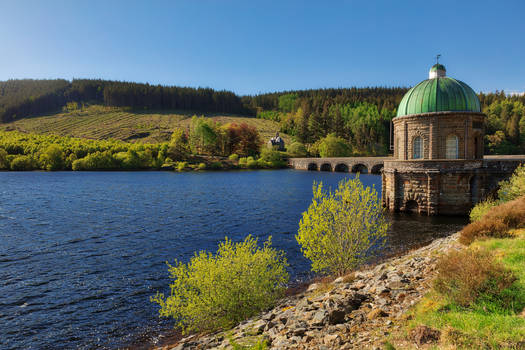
top-left (0, 170), bottom-right (467, 349)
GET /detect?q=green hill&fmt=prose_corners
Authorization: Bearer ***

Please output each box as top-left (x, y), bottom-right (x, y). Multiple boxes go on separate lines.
top-left (0, 105), bottom-right (289, 144)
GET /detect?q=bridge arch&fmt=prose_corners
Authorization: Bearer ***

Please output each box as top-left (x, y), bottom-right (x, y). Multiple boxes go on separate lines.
top-left (307, 163), bottom-right (318, 171)
top-left (371, 164), bottom-right (384, 174)
top-left (320, 163), bottom-right (332, 172)
top-left (405, 200), bottom-right (419, 213)
top-left (351, 163), bottom-right (368, 174)
top-left (334, 163), bottom-right (349, 172)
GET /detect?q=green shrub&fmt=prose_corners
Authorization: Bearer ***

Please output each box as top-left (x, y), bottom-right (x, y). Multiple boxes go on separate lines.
top-left (39, 144), bottom-right (65, 171)
top-left (287, 142), bottom-right (308, 157)
top-left (498, 164), bottom-right (525, 203)
top-left (176, 161), bottom-right (187, 171)
top-left (469, 198), bottom-right (498, 222)
top-left (197, 162), bottom-right (206, 170)
top-left (434, 249), bottom-right (516, 307)
top-left (259, 148), bottom-right (287, 168)
top-left (228, 153), bottom-right (239, 161)
top-left (168, 128), bottom-right (190, 160)
top-left (317, 133), bottom-right (352, 158)
top-left (151, 235), bottom-right (289, 333)
top-left (460, 196), bottom-right (525, 244)
top-left (10, 155), bottom-right (37, 171)
top-left (209, 161), bottom-right (223, 170)
top-left (238, 157), bottom-right (248, 167)
top-left (72, 151), bottom-right (120, 170)
top-left (256, 159), bottom-right (269, 168)
top-left (247, 159), bottom-right (258, 169)
top-left (296, 177), bottom-right (389, 276)
top-left (0, 148), bottom-right (9, 169)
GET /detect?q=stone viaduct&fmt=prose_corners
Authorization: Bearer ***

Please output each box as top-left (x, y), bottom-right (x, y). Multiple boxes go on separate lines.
top-left (288, 157), bottom-right (390, 174)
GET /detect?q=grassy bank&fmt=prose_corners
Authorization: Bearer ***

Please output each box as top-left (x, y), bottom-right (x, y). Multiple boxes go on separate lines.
top-left (395, 166), bottom-right (525, 349)
top-left (405, 230), bottom-right (525, 348)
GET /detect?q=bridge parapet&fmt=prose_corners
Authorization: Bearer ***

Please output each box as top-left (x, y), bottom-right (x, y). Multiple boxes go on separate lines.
top-left (289, 157), bottom-right (392, 174)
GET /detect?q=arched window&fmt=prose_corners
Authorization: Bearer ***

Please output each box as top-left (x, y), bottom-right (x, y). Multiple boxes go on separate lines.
top-left (446, 135), bottom-right (459, 159)
top-left (413, 136), bottom-right (422, 159)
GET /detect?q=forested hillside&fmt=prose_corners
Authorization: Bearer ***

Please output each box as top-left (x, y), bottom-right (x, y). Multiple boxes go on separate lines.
top-left (250, 89), bottom-right (525, 155)
top-left (0, 79), bottom-right (248, 122)
top-left (1, 79), bottom-right (525, 156)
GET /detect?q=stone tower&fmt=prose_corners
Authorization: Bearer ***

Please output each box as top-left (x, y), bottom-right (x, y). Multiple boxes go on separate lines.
top-left (382, 63), bottom-right (487, 215)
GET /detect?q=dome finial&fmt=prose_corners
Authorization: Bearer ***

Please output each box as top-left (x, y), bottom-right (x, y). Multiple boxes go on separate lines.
top-left (429, 55), bottom-right (446, 79)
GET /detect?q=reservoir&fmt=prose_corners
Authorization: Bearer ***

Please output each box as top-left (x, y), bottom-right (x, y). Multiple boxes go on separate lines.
top-left (0, 170), bottom-right (467, 349)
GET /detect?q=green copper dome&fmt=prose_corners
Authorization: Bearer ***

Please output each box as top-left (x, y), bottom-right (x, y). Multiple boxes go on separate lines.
top-left (396, 65), bottom-right (481, 117)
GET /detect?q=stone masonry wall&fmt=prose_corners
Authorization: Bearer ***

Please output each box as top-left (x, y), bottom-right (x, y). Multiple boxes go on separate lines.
top-left (382, 159), bottom-right (524, 215)
top-left (392, 112), bottom-right (485, 160)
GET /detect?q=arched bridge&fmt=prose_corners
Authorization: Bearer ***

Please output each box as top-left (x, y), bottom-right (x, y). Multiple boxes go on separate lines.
top-left (288, 157), bottom-right (392, 174)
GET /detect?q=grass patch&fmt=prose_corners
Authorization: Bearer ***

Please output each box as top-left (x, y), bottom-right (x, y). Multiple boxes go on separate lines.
top-left (408, 234), bottom-right (525, 349)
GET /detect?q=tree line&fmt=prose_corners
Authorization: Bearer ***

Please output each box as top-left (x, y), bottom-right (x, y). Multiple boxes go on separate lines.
top-left (2, 79), bottom-right (525, 155)
top-left (0, 79), bottom-right (248, 122)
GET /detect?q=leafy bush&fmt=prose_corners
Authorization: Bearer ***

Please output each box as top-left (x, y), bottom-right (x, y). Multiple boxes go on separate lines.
top-left (460, 196), bottom-right (525, 244)
top-left (209, 161), bottom-right (223, 170)
top-left (72, 151), bottom-right (120, 170)
top-left (151, 235), bottom-right (289, 333)
top-left (197, 162), bottom-right (206, 170)
top-left (228, 153), bottom-right (239, 161)
top-left (10, 155), bottom-right (37, 170)
top-left (247, 158), bottom-right (258, 169)
top-left (434, 249), bottom-right (516, 307)
top-left (287, 141), bottom-right (308, 157)
top-left (497, 164), bottom-right (525, 202)
top-left (168, 128), bottom-right (190, 160)
top-left (316, 133), bottom-right (352, 158)
top-left (257, 110), bottom-right (282, 122)
top-left (469, 198), bottom-right (497, 223)
top-left (259, 148), bottom-right (287, 168)
top-left (0, 148), bottom-right (9, 169)
top-left (238, 157), bottom-right (247, 167)
top-left (39, 144), bottom-right (65, 170)
top-left (296, 177), bottom-right (388, 276)
top-left (175, 161), bottom-right (187, 171)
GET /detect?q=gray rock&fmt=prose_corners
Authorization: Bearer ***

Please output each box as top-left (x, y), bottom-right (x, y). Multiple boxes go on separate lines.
top-left (311, 310), bottom-right (328, 326)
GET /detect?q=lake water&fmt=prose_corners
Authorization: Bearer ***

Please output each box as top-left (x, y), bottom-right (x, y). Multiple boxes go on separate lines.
top-left (0, 170), bottom-right (467, 349)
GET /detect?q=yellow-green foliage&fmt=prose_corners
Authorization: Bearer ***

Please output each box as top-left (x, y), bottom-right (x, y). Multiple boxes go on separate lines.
top-left (0, 130), bottom-right (166, 171)
top-left (168, 128), bottom-right (190, 160)
top-left (176, 161), bottom-right (187, 171)
top-left (315, 133), bottom-right (352, 158)
top-left (498, 164), bottom-right (525, 202)
top-left (469, 198), bottom-right (497, 222)
top-left (258, 148), bottom-right (287, 168)
top-left (197, 162), bottom-right (206, 170)
top-left (296, 177), bottom-right (389, 276)
top-left (151, 235), bottom-right (289, 334)
top-left (39, 144), bottom-right (65, 171)
top-left (228, 153), bottom-right (239, 161)
top-left (0, 148), bottom-right (9, 169)
top-left (286, 141), bottom-right (308, 157)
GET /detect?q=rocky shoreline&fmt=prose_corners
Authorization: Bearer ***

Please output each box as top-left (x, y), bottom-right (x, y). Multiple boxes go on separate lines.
top-left (154, 233), bottom-right (463, 350)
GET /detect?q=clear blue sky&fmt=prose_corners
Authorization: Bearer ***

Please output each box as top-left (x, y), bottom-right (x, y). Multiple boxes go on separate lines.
top-left (1, 0), bottom-right (524, 95)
